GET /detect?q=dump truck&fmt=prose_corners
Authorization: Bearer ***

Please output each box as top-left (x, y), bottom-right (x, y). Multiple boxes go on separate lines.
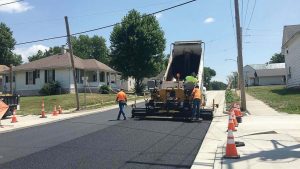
top-left (0, 95), bottom-right (20, 119)
top-left (131, 40), bottom-right (217, 120)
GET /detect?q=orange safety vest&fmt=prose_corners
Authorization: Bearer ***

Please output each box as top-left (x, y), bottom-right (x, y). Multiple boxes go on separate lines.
top-left (116, 91), bottom-right (127, 101)
top-left (192, 88), bottom-right (201, 99)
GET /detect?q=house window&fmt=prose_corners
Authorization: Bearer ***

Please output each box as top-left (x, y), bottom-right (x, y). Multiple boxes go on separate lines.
top-left (45, 70), bottom-right (55, 83)
top-left (26, 71), bottom-right (35, 85)
top-left (99, 72), bottom-right (105, 82)
top-left (288, 67), bottom-right (292, 79)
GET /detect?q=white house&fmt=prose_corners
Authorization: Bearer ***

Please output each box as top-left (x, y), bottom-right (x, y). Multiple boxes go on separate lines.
top-left (243, 63), bottom-right (286, 86)
top-left (282, 24), bottom-right (300, 88)
top-left (0, 65), bottom-right (9, 93)
top-left (1, 52), bottom-right (121, 96)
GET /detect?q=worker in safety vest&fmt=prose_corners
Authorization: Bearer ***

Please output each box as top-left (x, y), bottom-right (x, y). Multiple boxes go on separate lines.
top-left (191, 85), bottom-right (202, 120)
top-left (116, 88), bottom-right (127, 120)
top-left (185, 72), bottom-right (198, 85)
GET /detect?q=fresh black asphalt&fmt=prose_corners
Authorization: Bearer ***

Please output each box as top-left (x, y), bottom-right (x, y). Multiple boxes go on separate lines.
top-left (0, 104), bottom-right (211, 169)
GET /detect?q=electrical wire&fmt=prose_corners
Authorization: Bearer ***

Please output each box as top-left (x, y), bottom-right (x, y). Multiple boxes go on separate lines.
top-left (16, 0), bottom-right (196, 46)
top-left (0, 0), bottom-right (23, 7)
top-left (245, 0), bottom-right (256, 32)
top-left (243, 0), bottom-right (250, 27)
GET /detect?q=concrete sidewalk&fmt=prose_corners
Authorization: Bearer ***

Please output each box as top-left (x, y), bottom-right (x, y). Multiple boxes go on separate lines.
top-left (0, 99), bottom-right (144, 134)
top-left (192, 93), bottom-right (300, 169)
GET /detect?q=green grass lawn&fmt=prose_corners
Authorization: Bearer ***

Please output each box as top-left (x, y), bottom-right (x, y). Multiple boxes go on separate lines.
top-left (18, 93), bottom-right (140, 115)
top-left (247, 85), bottom-right (300, 114)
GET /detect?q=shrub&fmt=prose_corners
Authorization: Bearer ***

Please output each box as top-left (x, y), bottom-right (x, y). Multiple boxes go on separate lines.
top-left (99, 85), bottom-right (110, 94)
top-left (39, 81), bottom-right (61, 95)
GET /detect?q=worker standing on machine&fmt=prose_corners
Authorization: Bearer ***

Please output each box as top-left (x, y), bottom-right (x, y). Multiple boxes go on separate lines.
top-left (185, 72), bottom-right (198, 85)
top-left (191, 85), bottom-right (202, 120)
top-left (116, 89), bottom-right (127, 120)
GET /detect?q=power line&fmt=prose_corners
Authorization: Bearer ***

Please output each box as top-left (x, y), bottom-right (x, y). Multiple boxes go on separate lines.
top-left (9, 0), bottom-right (183, 26)
top-left (243, 0), bottom-right (250, 27)
top-left (246, 0), bottom-right (256, 31)
top-left (16, 0), bottom-right (196, 45)
top-left (0, 0), bottom-right (24, 7)
top-left (229, 0), bottom-right (235, 36)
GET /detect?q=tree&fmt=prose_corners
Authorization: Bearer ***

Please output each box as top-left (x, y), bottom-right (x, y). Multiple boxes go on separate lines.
top-left (269, 53), bottom-right (285, 63)
top-left (110, 9), bottom-right (166, 93)
top-left (210, 81), bottom-right (227, 90)
top-left (71, 35), bottom-right (110, 64)
top-left (0, 22), bottom-right (22, 66)
top-left (28, 35), bottom-right (109, 64)
top-left (28, 46), bottom-right (63, 62)
top-left (204, 67), bottom-right (216, 90)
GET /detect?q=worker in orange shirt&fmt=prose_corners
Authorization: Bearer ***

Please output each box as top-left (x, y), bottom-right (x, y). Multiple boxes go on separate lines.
top-left (116, 88), bottom-right (127, 120)
top-left (191, 85), bottom-right (202, 120)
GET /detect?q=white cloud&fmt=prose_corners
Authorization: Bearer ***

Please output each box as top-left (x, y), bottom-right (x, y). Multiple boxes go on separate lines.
top-left (204, 17), bottom-right (215, 24)
top-left (155, 13), bottom-right (163, 19)
top-left (0, 0), bottom-right (33, 13)
top-left (14, 45), bottom-right (49, 62)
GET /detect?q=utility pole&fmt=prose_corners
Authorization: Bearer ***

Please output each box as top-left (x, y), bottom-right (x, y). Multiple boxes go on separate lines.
top-left (9, 64), bottom-right (13, 95)
top-left (64, 16), bottom-right (80, 111)
top-left (234, 0), bottom-right (247, 111)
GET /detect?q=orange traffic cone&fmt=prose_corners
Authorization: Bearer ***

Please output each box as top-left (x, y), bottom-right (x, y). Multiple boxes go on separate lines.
top-left (52, 105), bottom-right (58, 116)
top-left (228, 113), bottom-right (237, 131)
top-left (40, 99), bottom-right (47, 118)
top-left (232, 111), bottom-right (238, 127)
top-left (234, 108), bottom-right (242, 117)
top-left (11, 109), bottom-right (18, 123)
top-left (224, 130), bottom-right (240, 159)
top-left (58, 105), bottom-right (62, 114)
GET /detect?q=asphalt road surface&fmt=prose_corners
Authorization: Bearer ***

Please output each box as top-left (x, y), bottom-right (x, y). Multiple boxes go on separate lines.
top-left (0, 103), bottom-right (211, 169)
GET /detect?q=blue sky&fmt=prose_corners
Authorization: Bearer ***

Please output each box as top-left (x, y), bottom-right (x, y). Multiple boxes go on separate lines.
top-left (1, 0), bottom-right (300, 82)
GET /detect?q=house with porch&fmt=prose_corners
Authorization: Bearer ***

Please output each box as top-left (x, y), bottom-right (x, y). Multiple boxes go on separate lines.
top-left (0, 65), bottom-right (9, 92)
top-left (281, 24), bottom-right (300, 88)
top-left (1, 52), bottom-right (121, 96)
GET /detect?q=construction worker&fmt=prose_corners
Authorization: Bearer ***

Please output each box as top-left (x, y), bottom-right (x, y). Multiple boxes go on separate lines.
top-left (116, 88), bottom-right (127, 120)
top-left (185, 72), bottom-right (198, 84)
top-left (191, 85), bottom-right (202, 120)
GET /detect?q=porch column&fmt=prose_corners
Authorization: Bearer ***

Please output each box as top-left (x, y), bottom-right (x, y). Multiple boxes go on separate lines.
top-left (96, 70), bottom-right (100, 84)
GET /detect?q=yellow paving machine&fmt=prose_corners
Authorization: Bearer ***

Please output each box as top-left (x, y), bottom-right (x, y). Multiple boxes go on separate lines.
top-left (131, 41), bottom-right (217, 120)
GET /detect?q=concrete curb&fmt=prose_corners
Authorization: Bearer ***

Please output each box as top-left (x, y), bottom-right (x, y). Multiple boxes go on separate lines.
top-left (0, 99), bottom-right (145, 134)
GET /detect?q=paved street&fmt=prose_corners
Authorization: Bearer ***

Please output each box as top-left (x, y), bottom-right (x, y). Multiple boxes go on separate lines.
top-left (0, 102), bottom-right (211, 169)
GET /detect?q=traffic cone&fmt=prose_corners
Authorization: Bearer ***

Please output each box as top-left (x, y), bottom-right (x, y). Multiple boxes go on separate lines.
top-left (228, 113), bottom-right (237, 131)
top-left (58, 105), bottom-right (62, 114)
top-left (224, 130), bottom-right (240, 159)
top-left (40, 99), bottom-right (47, 118)
top-left (232, 111), bottom-right (238, 127)
top-left (52, 105), bottom-right (58, 116)
top-left (11, 109), bottom-right (18, 123)
top-left (234, 108), bottom-right (243, 117)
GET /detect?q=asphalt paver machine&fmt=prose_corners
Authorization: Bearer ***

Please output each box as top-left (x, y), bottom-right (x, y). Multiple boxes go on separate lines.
top-left (132, 41), bottom-right (217, 120)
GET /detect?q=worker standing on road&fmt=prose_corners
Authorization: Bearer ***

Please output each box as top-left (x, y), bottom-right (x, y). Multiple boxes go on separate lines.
top-left (116, 88), bottom-right (127, 120)
top-left (191, 85), bottom-right (202, 120)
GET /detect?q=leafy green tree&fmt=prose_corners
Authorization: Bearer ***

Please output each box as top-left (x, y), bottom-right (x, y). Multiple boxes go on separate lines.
top-left (204, 67), bottom-right (216, 90)
top-left (0, 22), bottom-right (22, 66)
top-left (269, 53), bottom-right (285, 63)
top-left (210, 81), bottom-right (227, 90)
top-left (28, 50), bottom-right (45, 62)
top-left (71, 35), bottom-right (110, 64)
top-left (28, 46), bottom-right (63, 62)
top-left (110, 10), bottom-right (166, 93)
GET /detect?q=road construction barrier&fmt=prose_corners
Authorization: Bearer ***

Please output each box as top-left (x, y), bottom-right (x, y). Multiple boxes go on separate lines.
top-left (52, 105), bottom-right (58, 116)
top-left (227, 112), bottom-right (237, 132)
top-left (40, 98), bottom-right (47, 118)
top-left (11, 109), bottom-right (18, 123)
top-left (224, 129), bottom-right (240, 159)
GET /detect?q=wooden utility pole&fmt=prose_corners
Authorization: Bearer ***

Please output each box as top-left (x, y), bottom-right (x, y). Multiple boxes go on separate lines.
top-left (9, 64), bottom-right (13, 95)
top-left (234, 0), bottom-right (247, 111)
top-left (64, 16), bottom-right (80, 111)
